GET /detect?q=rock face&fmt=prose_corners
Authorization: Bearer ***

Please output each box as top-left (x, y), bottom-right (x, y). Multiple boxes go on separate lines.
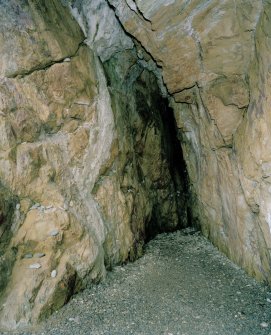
top-left (0, 0), bottom-right (188, 329)
top-left (108, 0), bottom-right (271, 284)
top-left (1, 0), bottom-right (271, 330)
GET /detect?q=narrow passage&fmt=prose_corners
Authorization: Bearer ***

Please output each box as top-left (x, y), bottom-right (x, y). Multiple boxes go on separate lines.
top-left (14, 229), bottom-right (271, 335)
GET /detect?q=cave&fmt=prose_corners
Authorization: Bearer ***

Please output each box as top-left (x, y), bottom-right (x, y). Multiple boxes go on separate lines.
top-left (144, 99), bottom-right (191, 242)
top-left (102, 49), bottom-right (191, 247)
top-left (0, 0), bottom-right (271, 331)
top-left (92, 58), bottom-right (192, 269)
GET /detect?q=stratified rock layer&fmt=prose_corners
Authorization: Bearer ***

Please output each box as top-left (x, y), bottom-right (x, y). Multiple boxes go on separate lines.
top-left (0, 0), bottom-right (187, 329)
top-left (108, 0), bottom-right (271, 283)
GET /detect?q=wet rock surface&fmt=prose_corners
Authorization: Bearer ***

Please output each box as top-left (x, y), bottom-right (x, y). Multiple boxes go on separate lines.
top-left (11, 230), bottom-right (271, 335)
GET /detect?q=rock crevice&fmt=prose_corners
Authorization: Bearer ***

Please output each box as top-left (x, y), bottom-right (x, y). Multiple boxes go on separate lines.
top-left (6, 42), bottom-right (86, 79)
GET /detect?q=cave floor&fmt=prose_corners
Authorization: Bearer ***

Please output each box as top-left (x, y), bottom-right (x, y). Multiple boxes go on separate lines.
top-left (13, 229), bottom-right (271, 335)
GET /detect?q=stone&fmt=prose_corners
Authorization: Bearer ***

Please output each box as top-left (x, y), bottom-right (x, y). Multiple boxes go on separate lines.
top-left (33, 253), bottom-right (46, 258)
top-left (68, 0), bottom-right (133, 62)
top-left (68, 316), bottom-right (80, 324)
top-left (260, 322), bottom-right (269, 328)
top-left (51, 270), bottom-right (57, 278)
top-left (23, 254), bottom-right (33, 259)
top-left (0, 0), bottom-right (84, 78)
top-left (49, 230), bottom-right (59, 237)
top-left (29, 263), bottom-right (42, 270)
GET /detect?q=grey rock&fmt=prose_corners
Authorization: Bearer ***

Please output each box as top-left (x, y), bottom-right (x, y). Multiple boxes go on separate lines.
top-left (33, 253), bottom-right (46, 258)
top-left (49, 229), bottom-right (59, 237)
top-left (29, 263), bottom-right (41, 269)
top-left (23, 253), bottom-right (33, 259)
top-left (260, 322), bottom-right (269, 328)
top-left (69, 0), bottom-right (133, 62)
top-left (51, 270), bottom-right (57, 278)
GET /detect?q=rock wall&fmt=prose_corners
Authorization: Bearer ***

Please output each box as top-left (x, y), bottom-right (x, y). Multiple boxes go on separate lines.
top-left (0, 0), bottom-right (188, 329)
top-left (107, 0), bottom-right (271, 284)
top-left (1, 0), bottom-right (271, 330)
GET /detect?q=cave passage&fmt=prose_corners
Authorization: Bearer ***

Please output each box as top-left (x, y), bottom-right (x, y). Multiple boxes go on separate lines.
top-left (103, 51), bottom-right (192, 252)
top-left (2, 0), bottom-right (271, 330)
top-left (144, 98), bottom-right (192, 242)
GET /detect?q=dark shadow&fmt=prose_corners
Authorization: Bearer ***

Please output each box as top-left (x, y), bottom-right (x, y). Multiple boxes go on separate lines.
top-left (145, 98), bottom-right (191, 242)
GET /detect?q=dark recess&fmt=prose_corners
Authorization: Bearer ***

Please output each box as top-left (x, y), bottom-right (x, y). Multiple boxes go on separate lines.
top-left (102, 50), bottom-right (192, 262)
top-left (145, 98), bottom-right (191, 242)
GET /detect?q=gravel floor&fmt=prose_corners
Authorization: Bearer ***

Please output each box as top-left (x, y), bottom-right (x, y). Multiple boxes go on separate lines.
top-left (5, 228), bottom-right (271, 335)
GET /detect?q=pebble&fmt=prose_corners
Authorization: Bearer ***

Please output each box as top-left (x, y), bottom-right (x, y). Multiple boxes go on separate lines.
top-left (260, 322), bottom-right (269, 328)
top-left (50, 229), bottom-right (59, 236)
top-left (29, 263), bottom-right (41, 269)
top-left (64, 58), bottom-right (71, 62)
top-left (16, 203), bottom-right (21, 210)
top-left (137, 50), bottom-right (144, 59)
top-left (23, 253), bottom-right (33, 259)
top-left (34, 253), bottom-right (46, 258)
top-left (18, 232), bottom-right (271, 335)
top-left (51, 270), bottom-right (57, 278)
top-left (267, 298), bottom-right (271, 303)
top-left (68, 317), bottom-right (80, 324)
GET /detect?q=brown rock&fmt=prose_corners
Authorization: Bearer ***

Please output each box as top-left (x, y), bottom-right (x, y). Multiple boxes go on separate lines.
top-left (108, 0), bottom-right (271, 284)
